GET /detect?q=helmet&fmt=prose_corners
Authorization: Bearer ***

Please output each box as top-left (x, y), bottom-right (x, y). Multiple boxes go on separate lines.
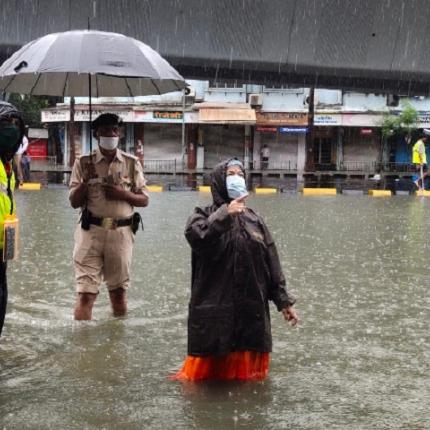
top-left (0, 101), bottom-right (25, 149)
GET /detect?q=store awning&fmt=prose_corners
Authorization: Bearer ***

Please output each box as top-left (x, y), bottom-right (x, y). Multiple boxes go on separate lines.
top-left (199, 108), bottom-right (256, 124)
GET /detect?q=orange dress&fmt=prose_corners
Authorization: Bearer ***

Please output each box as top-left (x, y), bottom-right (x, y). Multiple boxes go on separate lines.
top-left (172, 351), bottom-right (270, 381)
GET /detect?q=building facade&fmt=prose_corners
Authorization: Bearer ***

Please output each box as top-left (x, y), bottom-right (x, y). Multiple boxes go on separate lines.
top-left (40, 81), bottom-right (430, 180)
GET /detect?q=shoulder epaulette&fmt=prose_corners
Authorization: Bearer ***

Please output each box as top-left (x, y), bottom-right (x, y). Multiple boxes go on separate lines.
top-left (122, 151), bottom-right (138, 161)
top-left (77, 151), bottom-right (97, 161)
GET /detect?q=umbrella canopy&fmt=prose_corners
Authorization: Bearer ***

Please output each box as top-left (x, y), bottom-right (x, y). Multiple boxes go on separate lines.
top-left (0, 30), bottom-right (185, 97)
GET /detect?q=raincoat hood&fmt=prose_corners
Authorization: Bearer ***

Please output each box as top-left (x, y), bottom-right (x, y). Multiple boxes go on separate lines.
top-left (211, 158), bottom-right (245, 207)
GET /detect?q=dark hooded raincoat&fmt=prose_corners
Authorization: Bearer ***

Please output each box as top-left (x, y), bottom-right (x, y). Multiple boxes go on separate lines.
top-left (185, 160), bottom-right (296, 356)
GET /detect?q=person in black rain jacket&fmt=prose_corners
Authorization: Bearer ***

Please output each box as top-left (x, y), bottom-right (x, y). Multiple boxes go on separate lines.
top-left (173, 158), bottom-right (298, 381)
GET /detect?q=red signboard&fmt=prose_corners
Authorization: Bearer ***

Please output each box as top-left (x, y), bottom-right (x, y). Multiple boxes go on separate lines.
top-left (27, 139), bottom-right (48, 158)
top-left (360, 128), bottom-right (373, 135)
top-left (256, 127), bottom-right (277, 133)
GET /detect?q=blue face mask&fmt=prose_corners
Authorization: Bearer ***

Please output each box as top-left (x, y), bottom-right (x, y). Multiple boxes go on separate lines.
top-left (226, 174), bottom-right (247, 199)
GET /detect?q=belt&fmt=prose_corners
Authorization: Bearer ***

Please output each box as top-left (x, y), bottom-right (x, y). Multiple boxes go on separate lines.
top-left (90, 215), bottom-right (133, 229)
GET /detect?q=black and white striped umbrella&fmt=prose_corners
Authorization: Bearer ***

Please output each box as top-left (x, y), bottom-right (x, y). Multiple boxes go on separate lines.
top-left (0, 30), bottom-right (185, 97)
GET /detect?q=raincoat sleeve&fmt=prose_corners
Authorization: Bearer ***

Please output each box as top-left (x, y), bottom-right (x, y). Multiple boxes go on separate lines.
top-left (261, 220), bottom-right (296, 311)
top-left (185, 204), bottom-right (233, 253)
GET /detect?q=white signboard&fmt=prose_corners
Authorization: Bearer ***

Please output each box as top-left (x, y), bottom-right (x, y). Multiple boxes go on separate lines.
top-left (28, 128), bottom-right (49, 139)
top-left (75, 109), bottom-right (134, 122)
top-left (41, 110), bottom-right (70, 122)
top-left (42, 108), bottom-right (200, 123)
top-left (416, 113), bottom-right (430, 128)
top-left (314, 114), bottom-right (342, 126)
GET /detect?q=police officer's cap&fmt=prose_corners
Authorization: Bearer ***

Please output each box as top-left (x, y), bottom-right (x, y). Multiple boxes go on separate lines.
top-left (91, 113), bottom-right (122, 130)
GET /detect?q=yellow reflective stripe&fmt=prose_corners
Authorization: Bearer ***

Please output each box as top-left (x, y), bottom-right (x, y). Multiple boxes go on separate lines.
top-left (0, 160), bottom-right (16, 248)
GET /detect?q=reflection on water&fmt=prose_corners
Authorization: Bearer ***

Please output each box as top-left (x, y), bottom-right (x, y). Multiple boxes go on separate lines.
top-left (0, 189), bottom-right (429, 429)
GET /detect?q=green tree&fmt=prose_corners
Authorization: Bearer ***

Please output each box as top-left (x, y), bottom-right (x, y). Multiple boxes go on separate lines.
top-left (379, 102), bottom-right (419, 165)
top-left (7, 94), bottom-right (51, 128)
top-left (380, 101), bottom-right (419, 139)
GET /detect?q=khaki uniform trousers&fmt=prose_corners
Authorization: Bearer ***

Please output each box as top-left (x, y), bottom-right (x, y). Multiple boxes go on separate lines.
top-left (73, 224), bottom-right (134, 294)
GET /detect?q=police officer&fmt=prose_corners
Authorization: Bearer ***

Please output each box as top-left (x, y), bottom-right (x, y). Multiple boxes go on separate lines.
top-left (69, 113), bottom-right (149, 320)
top-left (0, 101), bottom-right (25, 338)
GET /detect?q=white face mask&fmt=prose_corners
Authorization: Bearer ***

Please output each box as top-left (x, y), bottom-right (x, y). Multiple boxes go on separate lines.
top-left (99, 136), bottom-right (119, 151)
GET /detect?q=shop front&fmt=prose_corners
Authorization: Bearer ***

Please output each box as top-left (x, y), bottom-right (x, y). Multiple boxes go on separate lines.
top-left (254, 112), bottom-right (307, 170)
top-left (198, 106), bottom-right (256, 169)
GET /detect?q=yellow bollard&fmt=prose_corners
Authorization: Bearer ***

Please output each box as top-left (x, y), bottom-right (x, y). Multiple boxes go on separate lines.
top-left (368, 189), bottom-right (392, 196)
top-left (197, 186), bottom-right (211, 192)
top-left (302, 188), bottom-right (337, 196)
top-left (146, 185), bottom-right (163, 192)
top-left (19, 183), bottom-right (42, 190)
top-left (254, 188), bottom-right (277, 194)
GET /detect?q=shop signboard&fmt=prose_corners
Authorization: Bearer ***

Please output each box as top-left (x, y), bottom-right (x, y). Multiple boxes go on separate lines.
top-left (256, 112), bottom-right (308, 126)
top-left (314, 114), bottom-right (342, 126)
top-left (75, 109), bottom-right (134, 122)
top-left (279, 127), bottom-right (308, 134)
top-left (133, 110), bottom-right (197, 123)
top-left (41, 110), bottom-right (70, 122)
top-left (153, 111), bottom-right (183, 121)
top-left (415, 113), bottom-right (430, 128)
top-left (27, 139), bottom-right (48, 158)
top-left (256, 127), bottom-right (277, 133)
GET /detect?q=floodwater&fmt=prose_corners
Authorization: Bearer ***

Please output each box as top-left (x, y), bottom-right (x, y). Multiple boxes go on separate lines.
top-left (0, 190), bottom-right (429, 430)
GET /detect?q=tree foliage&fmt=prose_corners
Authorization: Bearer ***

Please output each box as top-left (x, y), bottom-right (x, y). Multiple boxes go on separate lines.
top-left (7, 94), bottom-right (51, 128)
top-left (380, 102), bottom-right (419, 138)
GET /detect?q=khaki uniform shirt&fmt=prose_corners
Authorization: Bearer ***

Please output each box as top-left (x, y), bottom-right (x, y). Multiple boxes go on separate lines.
top-left (69, 148), bottom-right (148, 219)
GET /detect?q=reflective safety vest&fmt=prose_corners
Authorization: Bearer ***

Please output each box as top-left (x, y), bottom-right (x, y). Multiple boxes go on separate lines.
top-left (412, 140), bottom-right (427, 164)
top-left (0, 159), bottom-right (16, 249)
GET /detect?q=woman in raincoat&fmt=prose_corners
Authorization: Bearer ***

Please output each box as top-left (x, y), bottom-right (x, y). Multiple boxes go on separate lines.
top-left (174, 159), bottom-right (298, 381)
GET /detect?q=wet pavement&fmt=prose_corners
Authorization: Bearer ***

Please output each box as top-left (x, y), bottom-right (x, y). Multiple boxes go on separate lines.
top-left (0, 189), bottom-right (429, 429)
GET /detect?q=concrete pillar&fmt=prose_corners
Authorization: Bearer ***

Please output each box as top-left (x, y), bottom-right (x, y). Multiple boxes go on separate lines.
top-left (187, 124), bottom-right (198, 169)
top-left (336, 128), bottom-right (344, 170)
top-left (244, 125), bottom-right (252, 169)
top-left (253, 130), bottom-right (262, 169)
top-left (134, 123), bottom-right (145, 165)
top-left (196, 127), bottom-right (204, 169)
top-left (297, 134), bottom-right (306, 180)
top-left (64, 121), bottom-right (69, 167)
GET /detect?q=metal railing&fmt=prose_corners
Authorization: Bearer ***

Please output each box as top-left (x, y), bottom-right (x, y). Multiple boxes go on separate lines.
top-left (143, 159), bottom-right (178, 173)
top-left (256, 161), bottom-right (297, 171)
top-left (339, 161), bottom-right (375, 171)
top-left (311, 161), bottom-right (417, 173)
top-left (375, 162), bottom-right (416, 173)
top-left (29, 155), bottom-right (58, 170)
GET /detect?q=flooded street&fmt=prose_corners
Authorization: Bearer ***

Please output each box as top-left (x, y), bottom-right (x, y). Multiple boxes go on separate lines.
top-left (0, 189), bottom-right (429, 429)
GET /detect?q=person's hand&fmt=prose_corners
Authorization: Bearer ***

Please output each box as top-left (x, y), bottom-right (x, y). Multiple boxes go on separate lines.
top-left (82, 163), bottom-right (97, 182)
top-left (102, 184), bottom-right (127, 201)
top-left (227, 195), bottom-right (247, 216)
top-left (282, 306), bottom-right (299, 326)
top-left (75, 182), bottom-right (88, 196)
